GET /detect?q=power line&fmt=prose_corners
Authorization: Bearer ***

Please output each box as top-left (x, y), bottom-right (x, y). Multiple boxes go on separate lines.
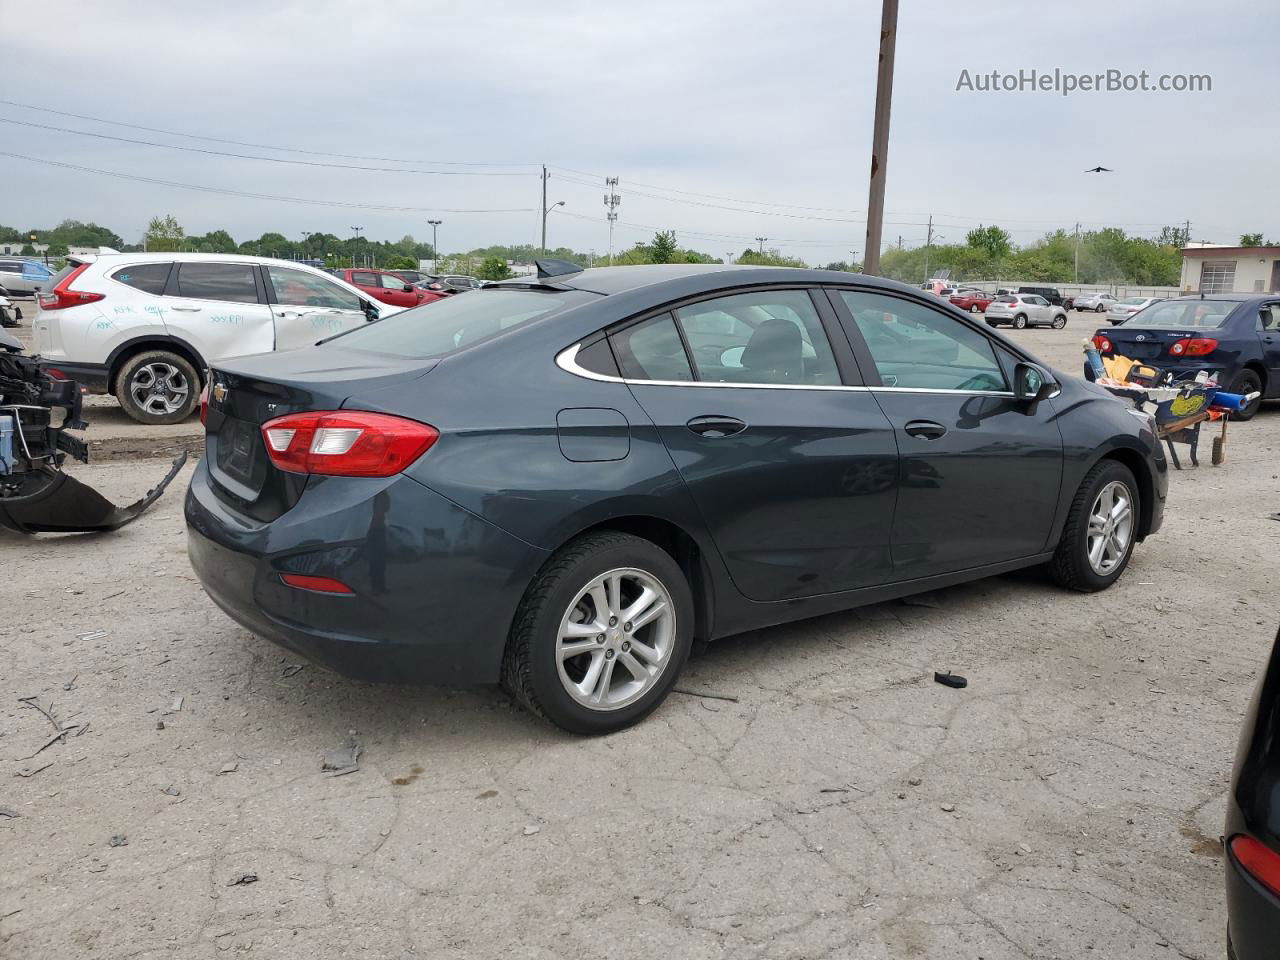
top-left (0, 97), bottom-right (530, 168)
top-left (0, 116), bottom-right (531, 177)
top-left (0, 152), bottom-right (536, 214)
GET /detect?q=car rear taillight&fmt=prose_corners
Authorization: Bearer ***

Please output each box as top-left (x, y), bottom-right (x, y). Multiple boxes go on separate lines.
top-left (37, 263), bottom-right (105, 311)
top-left (199, 383), bottom-right (209, 426)
top-left (1092, 335), bottom-right (1113, 353)
top-left (1169, 337), bottom-right (1217, 357)
top-left (261, 410), bottom-right (438, 477)
top-left (1231, 835), bottom-right (1280, 898)
top-left (279, 573), bottom-right (355, 595)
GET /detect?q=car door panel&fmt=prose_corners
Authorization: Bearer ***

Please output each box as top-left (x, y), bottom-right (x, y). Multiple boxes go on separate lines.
top-left (831, 288), bottom-right (1064, 579)
top-left (164, 262), bottom-right (273, 362)
top-left (1258, 303), bottom-right (1280, 393)
top-left (609, 296), bottom-right (899, 602)
top-left (263, 264), bottom-right (369, 351)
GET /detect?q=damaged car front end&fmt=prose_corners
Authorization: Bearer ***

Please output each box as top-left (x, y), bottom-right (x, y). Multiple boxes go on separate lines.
top-left (0, 329), bottom-right (185, 534)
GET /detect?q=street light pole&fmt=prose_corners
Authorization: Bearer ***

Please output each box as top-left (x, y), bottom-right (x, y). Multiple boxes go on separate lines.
top-left (755, 236), bottom-right (768, 254)
top-left (542, 199), bottom-right (565, 255)
top-left (428, 219), bottom-right (442, 274)
top-left (862, 0), bottom-right (899, 277)
top-left (350, 226), bottom-right (363, 268)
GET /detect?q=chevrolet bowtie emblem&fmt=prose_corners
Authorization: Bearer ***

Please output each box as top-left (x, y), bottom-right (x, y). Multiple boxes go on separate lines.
top-left (212, 383), bottom-right (228, 403)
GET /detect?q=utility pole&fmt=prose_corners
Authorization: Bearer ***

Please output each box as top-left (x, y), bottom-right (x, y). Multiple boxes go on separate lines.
top-left (604, 177), bottom-right (620, 265)
top-left (350, 226), bottom-right (363, 268)
top-left (725, 251), bottom-right (734, 264)
top-left (427, 219), bottom-right (442, 273)
top-left (897, 235), bottom-right (903, 250)
top-left (755, 236), bottom-right (768, 254)
top-left (861, 0), bottom-right (899, 276)
top-left (1184, 218), bottom-right (1191, 246)
top-left (1073, 222), bottom-right (1082, 283)
top-left (538, 166), bottom-right (564, 256)
top-left (923, 215), bottom-right (934, 281)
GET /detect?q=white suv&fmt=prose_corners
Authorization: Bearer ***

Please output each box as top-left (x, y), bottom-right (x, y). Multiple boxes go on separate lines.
top-left (32, 253), bottom-right (399, 424)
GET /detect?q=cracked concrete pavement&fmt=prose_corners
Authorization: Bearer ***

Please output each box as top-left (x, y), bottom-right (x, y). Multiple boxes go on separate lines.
top-left (2, 325), bottom-right (1277, 958)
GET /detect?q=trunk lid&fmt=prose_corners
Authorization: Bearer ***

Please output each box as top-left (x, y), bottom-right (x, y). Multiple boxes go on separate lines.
top-left (204, 347), bottom-right (437, 521)
top-left (1103, 327), bottom-right (1209, 361)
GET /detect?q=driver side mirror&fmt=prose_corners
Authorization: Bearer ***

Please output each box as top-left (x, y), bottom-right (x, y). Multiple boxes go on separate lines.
top-left (1014, 362), bottom-right (1057, 404)
top-left (402, 283), bottom-right (414, 293)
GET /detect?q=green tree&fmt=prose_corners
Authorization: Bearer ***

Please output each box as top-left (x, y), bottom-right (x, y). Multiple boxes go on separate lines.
top-left (190, 229), bottom-right (237, 253)
top-left (736, 248), bottom-right (808, 268)
top-left (650, 230), bottom-right (679, 264)
top-left (1240, 233), bottom-right (1264, 247)
top-left (383, 254), bottom-right (418, 270)
top-left (144, 214), bottom-right (186, 252)
top-left (965, 224), bottom-right (1012, 259)
top-left (476, 256), bottom-right (513, 281)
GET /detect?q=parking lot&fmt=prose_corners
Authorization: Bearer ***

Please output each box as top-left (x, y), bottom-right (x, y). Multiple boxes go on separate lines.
top-left (2, 321), bottom-right (1277, 959)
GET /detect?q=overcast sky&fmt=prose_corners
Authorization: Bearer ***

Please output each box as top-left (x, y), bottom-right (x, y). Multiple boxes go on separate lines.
top-left (5, 0), bottom-right (1277, 263)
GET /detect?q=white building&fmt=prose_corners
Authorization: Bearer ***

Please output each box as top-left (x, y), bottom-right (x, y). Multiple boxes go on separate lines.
top-left (1180, 244), bottom-right (1280, 294)
top-left (0, 241), bottom-right (48, 256)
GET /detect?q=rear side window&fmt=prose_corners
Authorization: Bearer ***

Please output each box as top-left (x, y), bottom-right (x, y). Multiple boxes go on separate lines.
top-left (328, 288), bottom-right (594, 357)
top-left (175, 263), bottom-right (259, 304)
top-left (351, 271), bottom-right (379, 287)
top-left (675, 290), bottom-right (840, 386)
top-left (111, 262), bottom-right (172, 295)
top-left (611, 314), bottom-right (695, 382)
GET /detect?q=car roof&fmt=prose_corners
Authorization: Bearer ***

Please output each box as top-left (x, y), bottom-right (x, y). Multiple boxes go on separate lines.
top-left (490, 263), bottom-right (913, 298)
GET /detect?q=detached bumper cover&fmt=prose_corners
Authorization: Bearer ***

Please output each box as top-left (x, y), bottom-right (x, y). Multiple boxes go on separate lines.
top-left (0, 452), bottom-right (187, 534)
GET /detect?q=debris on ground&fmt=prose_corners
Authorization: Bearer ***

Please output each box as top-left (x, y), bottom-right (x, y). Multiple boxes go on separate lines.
top-left (941, 803), bottom-right (957, 813)
top-left (282, 664), bottom-right (305, 678)
top-left (61, 675), bottom-right (78, 692)
top-left (218, 761), bottom-right (238, 775)
top-left (321, 740), bottom-right (362, 777)
top-left (169, 696), bottom-right (183, 712)
top-left (227, 872), bottom-right (258, 886)
top-left (672, 687), bottom-right (740, 703)
top-left (523, 824), bottom-right (541, 836)
top-left (14, 763), bottom-right (52, 778)
top-left (155, 720), bottom-right (165, 730)
top-left (934, 671), bottom-right (968, 689)
top-left (77, 631), bottom-right (109, 643)
top-left (908, 777), bottom-right (922, 786)
top-left (0, 806), bottom-right (19, 818)
top-left (161, 786), bottom-right (181, 797)
top-left (108, 835), bottom-right (128, 847)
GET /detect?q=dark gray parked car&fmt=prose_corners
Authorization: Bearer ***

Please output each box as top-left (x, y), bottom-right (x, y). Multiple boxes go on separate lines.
top-left (186, 263), bottom-right (1168, 733)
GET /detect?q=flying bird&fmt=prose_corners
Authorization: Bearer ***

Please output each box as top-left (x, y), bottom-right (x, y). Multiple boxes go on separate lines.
top-left (1084, 166), bottom-right (1114, 173)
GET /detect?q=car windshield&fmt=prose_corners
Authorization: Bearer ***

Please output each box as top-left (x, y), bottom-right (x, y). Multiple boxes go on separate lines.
top-left (323, 287), bottom-right (595, 357)
top-left (1118, 299), bottom-right (1236, 328)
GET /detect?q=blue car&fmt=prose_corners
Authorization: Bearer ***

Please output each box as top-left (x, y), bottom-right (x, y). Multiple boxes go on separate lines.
top-left (1089, 294), bottom-right (1280, 419)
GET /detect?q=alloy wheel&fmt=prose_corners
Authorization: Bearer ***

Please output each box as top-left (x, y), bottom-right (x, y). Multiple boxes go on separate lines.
top-left (556, 567), bottom-right (676, 711)
top-left (1086, 480), bottom-right (1133, 575)
top-left (129, 362), bottom-right (191, 417)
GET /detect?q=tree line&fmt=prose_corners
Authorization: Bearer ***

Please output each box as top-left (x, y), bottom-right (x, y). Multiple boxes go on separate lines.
top-left (3, 216), bottom-right (1262, 287)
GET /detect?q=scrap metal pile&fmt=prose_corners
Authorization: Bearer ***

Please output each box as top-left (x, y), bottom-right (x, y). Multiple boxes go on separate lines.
top-left (0, 330), bottom-right (185, 533)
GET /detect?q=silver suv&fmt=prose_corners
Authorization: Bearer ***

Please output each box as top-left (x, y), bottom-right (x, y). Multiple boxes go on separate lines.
top-left (0, 257), bottom-right (55, 296)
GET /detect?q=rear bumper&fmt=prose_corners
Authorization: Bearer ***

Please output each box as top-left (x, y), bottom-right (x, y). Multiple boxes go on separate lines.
top-left (41, 361), bottom-right (109, 395)
top-left (1226, 840), bottom-right (1280, 960)
top-left (185, 458), bottom-right (549, 686)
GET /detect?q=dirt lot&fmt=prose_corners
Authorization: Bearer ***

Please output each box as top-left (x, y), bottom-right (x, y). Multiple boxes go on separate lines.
top-left (2, 322), bottom-right (1277, 959)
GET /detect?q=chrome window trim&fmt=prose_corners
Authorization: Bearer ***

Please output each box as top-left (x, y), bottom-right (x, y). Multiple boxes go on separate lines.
top-left (555, 343), bottom-right (1016, 398)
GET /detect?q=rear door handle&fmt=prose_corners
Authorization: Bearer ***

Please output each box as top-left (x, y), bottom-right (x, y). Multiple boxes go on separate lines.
top-left (686, 415), bottom-right (747, 438)
top-left (171, 305), bottom-right (201, 312)
top-left (904, 419), bottom-right (947, 440)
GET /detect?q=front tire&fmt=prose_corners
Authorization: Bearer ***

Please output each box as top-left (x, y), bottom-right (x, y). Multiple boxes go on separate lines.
top-left (115, 350), bottom-right (200, 425)
top-left (1048, 461), bottom-right (1139, 592)
top-left (1095, 303), bottom-right (1107, 313)
top-left (502, 532), bottom-right (694, 734)
top-left (1226, 369), bottom-right (1263, 421)
top-left (970, 304), bottom-right (982, 314)
top-left (1051, 314), bottom-right (1067, 329)
top-left (1012, 314), bottom-right (1028, 329)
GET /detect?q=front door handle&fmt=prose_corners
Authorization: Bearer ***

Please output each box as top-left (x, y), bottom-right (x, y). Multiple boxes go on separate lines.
top-left (686, 415), bottom-right (747, 438)
top-left (904, 419), bottom-right (947, 440)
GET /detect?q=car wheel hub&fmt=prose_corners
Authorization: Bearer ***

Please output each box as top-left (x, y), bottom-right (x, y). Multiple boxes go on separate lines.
top-left (1086, 480), bottom-right (1133, 575)
top-left (130, 362), bottom-right (189, 416)
top-left (557, 567), bottom-right (675, 711)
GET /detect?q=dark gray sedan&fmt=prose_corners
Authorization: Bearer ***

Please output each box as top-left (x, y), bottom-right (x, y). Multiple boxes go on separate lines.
top-left (186, 263), bottom-right (1167, 733)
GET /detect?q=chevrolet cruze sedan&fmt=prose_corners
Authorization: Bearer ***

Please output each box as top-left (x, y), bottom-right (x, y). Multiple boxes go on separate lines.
top-left (186, 263), bottom-right (1167, 733)
top-left (1226, 628), bottom-right (1280, 959)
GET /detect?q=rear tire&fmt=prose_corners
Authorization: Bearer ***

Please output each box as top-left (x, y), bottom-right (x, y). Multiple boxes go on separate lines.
top-left (1048, 460), bottom-right (1139, 592)
top-left (1013, 314), bottom-right (1028, 329)
top-left (1095, 303), bottom-right (1107, 313)
top-left (115, 350), bottom-right (200, 425)
top-left (501, 532), bottom-right (694, 735)
top-left (1227, 369), bottom-right (1263, 421)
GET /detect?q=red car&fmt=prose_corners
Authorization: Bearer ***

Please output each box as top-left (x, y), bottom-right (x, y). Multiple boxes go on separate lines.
top-left (949, 291), bottom-right (995, 314)
top-left (333, 269), bottom-right (446, 309)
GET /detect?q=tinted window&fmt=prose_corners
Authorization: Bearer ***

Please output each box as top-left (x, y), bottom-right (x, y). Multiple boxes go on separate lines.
top-left (328, 288), bottom-right (593, 358)
top-left (265, 265), bottom-right (362, 311)
top-left (839, 291), bottom-right (1007, 392)
top-left (611, 314), bottom-right (694, 382)
top-left (175, 263), bottom-right (258, 303)
top-left (574, 338), bottom-right (621, 378)
top-left (111, 262), bottom-right (172, 295)
top-left (351, 271), bottom-right (379, 287)
top-left (675, 290), bottom-right (840, 386)
top-left (1119, 299), bottom-right (1235, 328)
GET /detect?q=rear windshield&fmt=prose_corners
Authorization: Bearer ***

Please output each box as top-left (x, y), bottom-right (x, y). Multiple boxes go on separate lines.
top-left (1117, 297), bottom-right (1148, 305)
top-left (995, 295), bottom-right (1017, 303)
top-left (1117, 299), bottom-right (1236, 328)
top-left (326, 287), bottom-right (595, 357)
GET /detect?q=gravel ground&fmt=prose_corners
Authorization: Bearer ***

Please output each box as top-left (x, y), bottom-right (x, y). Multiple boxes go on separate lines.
top-left (1, 323), bottom-right (1277, 959)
